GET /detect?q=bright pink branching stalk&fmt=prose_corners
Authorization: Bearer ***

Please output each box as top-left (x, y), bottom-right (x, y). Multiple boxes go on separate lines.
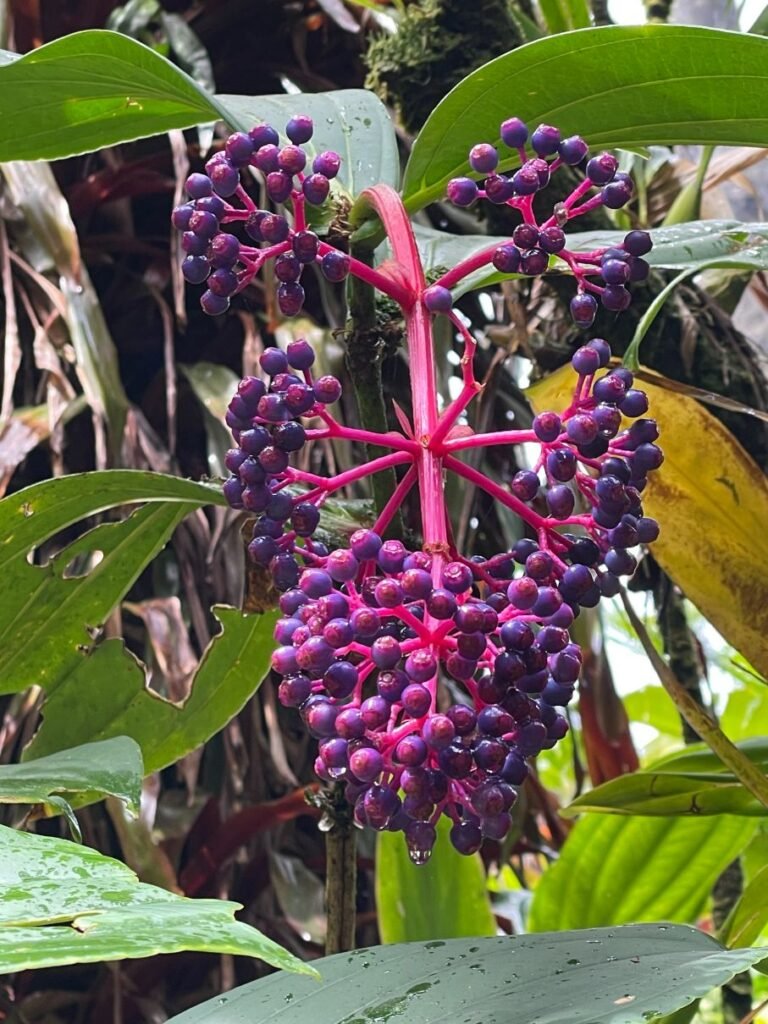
top-left (178, 113), bottom-right (663, 863)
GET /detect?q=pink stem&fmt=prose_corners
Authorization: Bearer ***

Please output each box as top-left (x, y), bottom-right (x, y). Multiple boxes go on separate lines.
top-left (304, 423), bottom-right (420, 455)
top-left (287, 450), bottom-right (413, 491)
top-left (316, 240), bottom-right (412, 307)
top-left (373, 464), bottom-right (418, 535)
top-left (444, 453), bottom-right (549, 532)
top-left (443, 428), bottom-right (539, 452)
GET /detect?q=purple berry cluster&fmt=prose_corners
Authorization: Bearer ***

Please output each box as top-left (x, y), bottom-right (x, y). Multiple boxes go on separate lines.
top-left (444, 117), bottom-right (652, 329)
top-left (175, 112), bottom-right (665, 864)
top-left (240, 339), bottom-right (662, 864)
top-left (172, 115), bottom-right (347, 317)
top-left (223, 340), bottom-right (343, 588)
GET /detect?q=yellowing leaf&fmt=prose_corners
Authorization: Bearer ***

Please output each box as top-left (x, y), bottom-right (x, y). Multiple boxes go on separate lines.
top-left (528, 366), bottom-right (768, 677)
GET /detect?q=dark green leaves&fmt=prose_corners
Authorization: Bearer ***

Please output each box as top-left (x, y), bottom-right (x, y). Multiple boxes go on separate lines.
top-left (403, 25), bottom-right (768, 210)
top-left (0, 825), bottom-right (314, 975)
top-left (0, 470), bottom-right (276, 774)
top-left (0, 30), bottom-right (223, 161)
top-left (528, 816), bottom-right (756, 932)
top-left (375, 818), bottom-right (495, 942)
top-left (166, 925), bottom-right (768, 1024)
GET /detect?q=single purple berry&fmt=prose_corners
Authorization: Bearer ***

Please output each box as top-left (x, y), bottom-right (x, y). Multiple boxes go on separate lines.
top-left (225, 132), bottom-right (254, 167)
top-left (570, 292), bottom-right (597, 328)
top-left (267, 170), bottom-right (293, 204)
top-left (539, 226), bottom-right (566, 254)
top-left (303, 173), bottom-right (330, 205)
top-left (313, 151), bottom-right (341, 178)
top-left (286, 114), bottom-right (313, 144)
top-left (558, 135), bottom-right (589, 165)
top-left (249, 124), bottom-right (279, 148)
top-left (182, 256), bottom-right (210, 284)
top-left (278, 145), bottom-right (307, 175)
top-left (293, 230), bottom-right (319, 264)
top-left (586, 152), bottom-right (618, 185)
top-left (313, 375), bottom-right (342, 404)
top-left (500, 117), bottom-right (528, 149)
top-left (185, 173), bottom-right (212, 199)
top-left (531, 123), bottom-right (561, 157)
top-left (321, 251), bottom-right (350, 282)
top-left (469, 143), bottom-right (498, 174)
top-left (423, 285), bottom-right (453, 313)
top-left (210, 160), bottom-right (240, 198)
top-left (278, 282), bottom-right (305, 317)
top-left (446, 177), bottom-right (479, 207)
top-left (201, 290), bottom-right (229, 315)
top-left (492, 244), bottom-right (521, 273)
top-left (521, 249), bottom-right (548, 275)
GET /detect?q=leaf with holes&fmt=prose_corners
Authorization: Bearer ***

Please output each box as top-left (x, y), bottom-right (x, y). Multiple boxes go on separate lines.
top-left (527, 815), bottom-right (756, 932)
top-left (25, 605), bottom-right (278, 775)
top-left (0, 825), bottom-right (314, 975)
top-left (166, 924), bottom-right (768, 1024)
top-left (528, 368), bottom-right (768, 679)
top-left (403, 25), bottom-right (768, 211)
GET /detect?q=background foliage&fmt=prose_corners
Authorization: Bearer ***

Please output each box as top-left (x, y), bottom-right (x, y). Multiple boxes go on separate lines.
top-left (0, 1), bottom-right (766, 1023)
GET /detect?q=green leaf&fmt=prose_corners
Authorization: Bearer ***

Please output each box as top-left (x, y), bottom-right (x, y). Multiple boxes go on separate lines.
top-left (26, 605), bottom-right (278, 775)
top-left (0, 824), bottom-right (313, 975)
top-left (719, 864), bottom-right (768, 948)
top-left (652, 738), bottom-right (768, 774)
top-left (165, 924), bottom-right (768, 1024)
top-left (564, 740), bottom-right (768, 817)
top-left (375, 817), bottom-right (495, 943)
top-left (564, 773), bottom-right (768, 817)
top-left (0, 737), bottom-right (142, 838)
top-left (527, 815), bottom-right (756, 932)
top-left (0, 499), bottom-right (193, 697)
top-left (0, 737), bottom-right (141, 815)
top-left (216, 90), bottom-right (400, 194)
top-left (0, 29), bottom-right (224, 161)
top-left (0, 471), bottom-right (270, 773)
top-left (402, 25), bottom-right (768, 211)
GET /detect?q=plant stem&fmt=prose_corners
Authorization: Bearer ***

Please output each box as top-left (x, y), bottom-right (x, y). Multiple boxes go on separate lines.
top-left (620, 588), bottom-right (768, 809)
top-left (324, 783), bottom-right (357, 955)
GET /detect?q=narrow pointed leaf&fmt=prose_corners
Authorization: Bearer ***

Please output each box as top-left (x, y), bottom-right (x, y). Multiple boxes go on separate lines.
top-left (166, 924), bottom-right (768, 1024)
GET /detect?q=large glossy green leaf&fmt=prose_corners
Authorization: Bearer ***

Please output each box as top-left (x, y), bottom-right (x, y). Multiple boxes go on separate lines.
top-left (527, 815), bottom-right (756, 932)
top-left (0, 31), bottom-right (398, 192)
top-left (26, 605), bottom-right (278, 774)
top-left (0, 738), bottom-right (142, 837)
top-left (217, 90), bottom-right (399, 194)
top-left (402, 25), bottom-right (768, 211)
top-left (529, 369), bottom-right (768, 679)
top-left (0, 825), bottom-right (313, 975)
top-left (167, 924), bottom-right (768, 1024)
top-left (376, 817), bottom-right (495, 943)
top-left (0, 30), bottom-right (223, 160)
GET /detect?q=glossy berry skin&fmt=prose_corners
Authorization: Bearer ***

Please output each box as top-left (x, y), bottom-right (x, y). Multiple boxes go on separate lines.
top-left (469, 143), bottom-right (498, 173)
top-left (423, 285), bottom-right (453, 313)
